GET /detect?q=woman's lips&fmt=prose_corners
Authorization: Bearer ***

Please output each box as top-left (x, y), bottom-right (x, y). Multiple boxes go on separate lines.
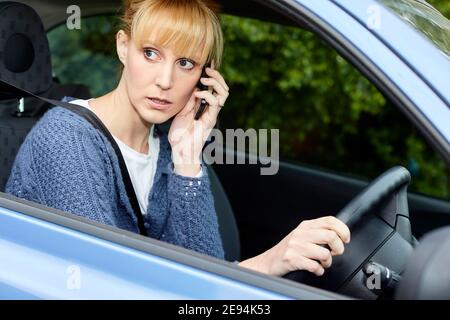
top-left (147, 97), bottom-right (172, 110)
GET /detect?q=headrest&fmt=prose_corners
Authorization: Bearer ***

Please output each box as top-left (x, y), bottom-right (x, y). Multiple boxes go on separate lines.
top-left (396, 226), bottom-right (450, 299)
top-left (0, 1), bottom-right (52, 99)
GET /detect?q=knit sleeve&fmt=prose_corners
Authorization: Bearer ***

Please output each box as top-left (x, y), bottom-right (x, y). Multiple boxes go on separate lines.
top-left (163, 161), bottom-right (225, 259)
top-left (6, 114), bottom-right (127, 230)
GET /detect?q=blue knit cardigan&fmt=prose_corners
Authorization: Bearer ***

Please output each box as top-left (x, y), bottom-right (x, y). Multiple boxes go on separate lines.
top-left (5, 98), bottom-right (224, 259)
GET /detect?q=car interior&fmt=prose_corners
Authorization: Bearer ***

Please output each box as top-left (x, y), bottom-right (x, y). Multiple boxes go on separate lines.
top-left (1, 0), bottom-right (450, 299)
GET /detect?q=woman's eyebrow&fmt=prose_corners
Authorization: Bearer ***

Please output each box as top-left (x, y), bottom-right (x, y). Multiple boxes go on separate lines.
top-left (142, 42), bottom-right (159, 49)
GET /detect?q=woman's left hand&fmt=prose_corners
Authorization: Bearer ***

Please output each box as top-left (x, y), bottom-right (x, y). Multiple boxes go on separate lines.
top-left (168, 65), bottom-right (229, 177)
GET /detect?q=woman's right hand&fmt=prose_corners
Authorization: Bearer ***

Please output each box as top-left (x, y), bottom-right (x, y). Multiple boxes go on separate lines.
top-left (238, 216), bottom-right (351, 277)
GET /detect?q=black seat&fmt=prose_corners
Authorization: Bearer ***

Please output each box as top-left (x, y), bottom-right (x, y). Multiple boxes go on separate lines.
top-left (0, 84), bottom-right (92, 192)
top-left (208, 165), bottom-right (241, 261)
top-left (396, 226), bottom-right (450, 299)
top-left (0, 1), bottom-right (240, 262)
top-left (0, 1), bottom-right (92, 191)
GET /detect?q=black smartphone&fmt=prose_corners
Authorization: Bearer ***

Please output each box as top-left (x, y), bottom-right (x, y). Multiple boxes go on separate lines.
top-left (194, 62), bottom-right (211, 120)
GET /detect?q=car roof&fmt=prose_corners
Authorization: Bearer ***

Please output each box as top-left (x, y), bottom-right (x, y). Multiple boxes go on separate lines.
top-left (13, 0), bottom-right (302, 30)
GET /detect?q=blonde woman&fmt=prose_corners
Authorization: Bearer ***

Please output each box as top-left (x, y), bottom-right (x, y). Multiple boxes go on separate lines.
top-left (7, 0), bottom-right (350, 277)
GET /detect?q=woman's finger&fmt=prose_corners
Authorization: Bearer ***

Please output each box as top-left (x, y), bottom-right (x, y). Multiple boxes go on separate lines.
top-left (297, 242), bottom-right (333, 269)
top-left (199, 76), bottom-right (228, 98)
top-left (205, 67), bottom-right (229, 91)
top-left (294, 256), bottom-right (325, 276)
top-left (299, 228), bottom-right (345, 256)
top-left (307, 216), bottom-right (351, 244)
top-left (290, 237), bottom-right (332, 268)
top-left (321, 253), bottom-right (333, 269)
top-left (193, 90), bottom-right (222, 118)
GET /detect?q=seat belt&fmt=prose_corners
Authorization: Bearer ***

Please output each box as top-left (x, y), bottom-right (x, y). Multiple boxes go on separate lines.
top-left (0, 80), bottom-right (149, 236)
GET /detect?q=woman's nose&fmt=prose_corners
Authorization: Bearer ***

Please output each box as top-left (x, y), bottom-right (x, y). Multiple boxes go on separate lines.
top-left (155, 64), bottom-right (174, 90)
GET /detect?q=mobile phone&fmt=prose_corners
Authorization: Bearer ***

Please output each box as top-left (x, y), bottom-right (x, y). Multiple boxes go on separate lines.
top-left (194, 62), bottom-right (212, 120)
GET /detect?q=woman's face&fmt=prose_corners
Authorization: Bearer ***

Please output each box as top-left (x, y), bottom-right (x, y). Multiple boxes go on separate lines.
top-left (117, 30), bottom-right (204, 124)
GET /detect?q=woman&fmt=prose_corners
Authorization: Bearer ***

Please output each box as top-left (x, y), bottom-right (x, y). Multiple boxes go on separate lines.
top-left (6, 0), bottom-right (350, 277)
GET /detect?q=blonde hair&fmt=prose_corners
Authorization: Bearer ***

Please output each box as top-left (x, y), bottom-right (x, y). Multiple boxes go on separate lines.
top-left (120, 0), bottom-right (223, 69)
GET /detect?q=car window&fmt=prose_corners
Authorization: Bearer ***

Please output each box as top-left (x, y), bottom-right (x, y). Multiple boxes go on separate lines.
top-left (47, 15), bottom-right (120, 97)
top-left (47, 13), bottom-right (449, 200)
top-left (378, 0), bottom-right (450, 58)
top-left (217, 14), bottom-right (450, 200)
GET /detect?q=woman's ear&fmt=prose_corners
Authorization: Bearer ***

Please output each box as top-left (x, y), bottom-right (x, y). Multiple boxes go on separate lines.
top-left (116, 30), bottom-right (129, 66)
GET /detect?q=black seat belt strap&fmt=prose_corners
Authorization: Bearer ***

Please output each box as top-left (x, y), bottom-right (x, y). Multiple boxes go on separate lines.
top-left (0, 80), bottom-right (148, 236)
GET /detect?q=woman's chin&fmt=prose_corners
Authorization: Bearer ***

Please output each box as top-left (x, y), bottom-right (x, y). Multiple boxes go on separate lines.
top-left (138, 109), bottom-right (176, 125)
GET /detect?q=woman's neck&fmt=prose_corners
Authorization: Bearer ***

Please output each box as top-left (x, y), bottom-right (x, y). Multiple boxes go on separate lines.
top-left (89, 81), bottom-right (153, 155)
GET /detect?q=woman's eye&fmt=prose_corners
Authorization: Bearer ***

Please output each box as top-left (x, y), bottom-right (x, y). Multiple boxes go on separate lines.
top-left (179, 59), bottom-right (195, 70)
top-left (144, 49), bottom-right (158, 60)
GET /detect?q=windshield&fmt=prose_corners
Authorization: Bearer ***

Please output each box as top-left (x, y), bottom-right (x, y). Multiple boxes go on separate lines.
top-left (378, 0), bottom-right (450, 58)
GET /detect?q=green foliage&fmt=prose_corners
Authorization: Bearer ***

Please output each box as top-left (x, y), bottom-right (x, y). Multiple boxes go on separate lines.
top-left (48, 16), bottom-right (121, 97)
top-left (428, 0), bottom-right (450, 18)
top-left (218, 13), bottom-right (449, 199)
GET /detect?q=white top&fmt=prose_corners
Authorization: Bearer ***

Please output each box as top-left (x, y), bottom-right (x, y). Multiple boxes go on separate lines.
top-left (69, 98), bottom-right (158, 216)
top-left (69, 98), bottom-right (202, 216)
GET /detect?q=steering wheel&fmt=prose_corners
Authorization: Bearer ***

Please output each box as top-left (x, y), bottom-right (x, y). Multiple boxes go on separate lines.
top-left (284, 166), bottom-right (416, 299)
